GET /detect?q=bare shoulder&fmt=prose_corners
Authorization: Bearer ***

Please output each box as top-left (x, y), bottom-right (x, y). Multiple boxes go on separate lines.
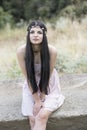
top-left (17, 44), bottom-right (26, 58)
top-left (48, 44), bottom-right (57, 57)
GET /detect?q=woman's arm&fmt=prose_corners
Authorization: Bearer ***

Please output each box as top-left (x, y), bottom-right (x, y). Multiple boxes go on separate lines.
top-left (49, 44), bottom-right (57, 76)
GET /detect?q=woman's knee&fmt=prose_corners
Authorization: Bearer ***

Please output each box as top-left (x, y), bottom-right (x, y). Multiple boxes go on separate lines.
top-left (36, 111), bottom-right (49, 122)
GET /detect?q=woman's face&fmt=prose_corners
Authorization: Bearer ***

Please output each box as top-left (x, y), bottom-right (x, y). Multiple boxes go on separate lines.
top-left (29, 26), bottom-right (43, 45)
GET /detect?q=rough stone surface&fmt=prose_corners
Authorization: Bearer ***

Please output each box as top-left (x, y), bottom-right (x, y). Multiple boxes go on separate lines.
top-left (0, 74), bottom-right (87, 130)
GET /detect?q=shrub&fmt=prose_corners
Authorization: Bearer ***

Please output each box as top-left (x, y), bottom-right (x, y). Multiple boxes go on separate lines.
top-left (76, 55), bottom-right (87, 73)
top-left (0, 6), bottom-right (13, 28)
top-left (58, 1), bottom-right (87, 19)
top-left (60, 5), bottom-right (76, 18)
top-left (55, 52), bottom-right (87, 73)
top-left (75, 1), bottom-right (87, 17)
top-left (55, 52), bottom-right (77, 73)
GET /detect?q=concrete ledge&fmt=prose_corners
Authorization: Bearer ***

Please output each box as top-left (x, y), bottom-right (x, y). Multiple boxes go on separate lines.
top-left (0, 74), bottom-right (87, 130)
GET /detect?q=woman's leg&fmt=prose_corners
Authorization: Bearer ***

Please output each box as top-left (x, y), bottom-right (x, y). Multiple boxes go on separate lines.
top-left (29, 116), bottom-right (35, 130)
top-left (33, 108), bottom-right (52, 130)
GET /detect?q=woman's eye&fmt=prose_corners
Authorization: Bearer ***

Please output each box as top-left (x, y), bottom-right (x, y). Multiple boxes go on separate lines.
top-left (38, 31), bottom-right (43, 34)
top-left (30, 31), bottom-right (34, 34)
top-left (30, 30), bottom-right (43, 34)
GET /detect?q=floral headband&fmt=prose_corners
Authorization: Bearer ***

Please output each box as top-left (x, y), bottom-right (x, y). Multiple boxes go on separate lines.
top-left (27, 21), bottom-right (47, 32)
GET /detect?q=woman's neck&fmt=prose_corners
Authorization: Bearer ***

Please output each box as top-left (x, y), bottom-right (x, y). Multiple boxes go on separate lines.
top-left (32, 45), bottom-right (41, 64)
top-left (32, 44), bottom-right (41, 53)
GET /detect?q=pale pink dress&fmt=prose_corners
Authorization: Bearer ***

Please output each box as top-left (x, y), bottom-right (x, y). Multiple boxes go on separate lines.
top-left (22, 64), bottom-right (65, 116)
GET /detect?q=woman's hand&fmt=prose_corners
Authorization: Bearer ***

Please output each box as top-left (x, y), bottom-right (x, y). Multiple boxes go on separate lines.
top-left (33, 100), bottom-right (43, 116)
top-left (40, 93), bottom-right (45, 102)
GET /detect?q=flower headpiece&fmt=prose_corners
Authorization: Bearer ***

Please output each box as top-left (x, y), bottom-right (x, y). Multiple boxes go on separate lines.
top-left (27, 20), bottom-right (47, 32)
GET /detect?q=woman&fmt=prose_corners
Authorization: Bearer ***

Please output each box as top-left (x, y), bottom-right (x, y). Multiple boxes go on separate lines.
top-left (17, 20), bottom-right (65, 130)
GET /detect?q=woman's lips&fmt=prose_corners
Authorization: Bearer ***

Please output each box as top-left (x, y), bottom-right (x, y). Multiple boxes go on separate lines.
top-left (33, 39), bottom-right (39, 41)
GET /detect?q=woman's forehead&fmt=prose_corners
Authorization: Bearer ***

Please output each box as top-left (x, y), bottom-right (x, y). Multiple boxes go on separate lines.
top-left (30, 26), bottom-right (43, 31)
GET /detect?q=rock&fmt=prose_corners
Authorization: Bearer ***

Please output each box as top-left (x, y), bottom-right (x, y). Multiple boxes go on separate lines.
top-left (0, 74), bottom-right (87, 130)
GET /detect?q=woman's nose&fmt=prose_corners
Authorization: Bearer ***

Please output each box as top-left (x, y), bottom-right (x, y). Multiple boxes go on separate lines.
top-left (34, 32), bottom-right (38, 36)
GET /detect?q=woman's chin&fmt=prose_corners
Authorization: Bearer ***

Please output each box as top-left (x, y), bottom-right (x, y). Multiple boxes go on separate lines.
top-left (31, 42), bottom-right (41, 45)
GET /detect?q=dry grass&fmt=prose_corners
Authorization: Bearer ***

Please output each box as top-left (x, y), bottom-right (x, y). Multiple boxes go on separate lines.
top-left (0, 16), bottom-right (87, 79)
top-left (0, 25), bottom-right (27, 79)
top-left (47, 16), bottom-right (87, 58)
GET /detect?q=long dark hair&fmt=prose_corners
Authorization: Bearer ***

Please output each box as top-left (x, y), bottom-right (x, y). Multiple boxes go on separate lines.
top-left (25, 20), bottom-right (50, 94)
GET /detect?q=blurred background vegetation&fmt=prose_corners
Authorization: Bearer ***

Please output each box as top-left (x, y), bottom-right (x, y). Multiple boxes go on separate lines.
top-left (0, 0), bottom-right (87, 27)
top-left (0, 0), bottom-right (87, 80)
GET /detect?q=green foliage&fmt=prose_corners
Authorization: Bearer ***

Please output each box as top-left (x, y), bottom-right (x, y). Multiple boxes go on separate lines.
top-left (55, 52), bottom-right (77, 73)
top-left (76, 55), bottom-right (87, 73)
top-left (2, 0), bottom-right (25, 22)
top-left (59, 1), bottom-right (87, 18)
top-left (24, 0), bottom-right (40, 20)
top-left (75, 1), bottom-right (87, 17)
top-left (0, 6), bottom-right (13, 28)
top-left (0, 0), bottom-right (86, 24)
top-left (58, 0), bottom-right (71, 11)
top-left (55, 52), bottom-right (87, 73)
top-left (60, 5), bottom-right (76, 17)
top-left (37, 6), bottom-right (50, 18)
top-left (6, 58), bottom-right (22, 78)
